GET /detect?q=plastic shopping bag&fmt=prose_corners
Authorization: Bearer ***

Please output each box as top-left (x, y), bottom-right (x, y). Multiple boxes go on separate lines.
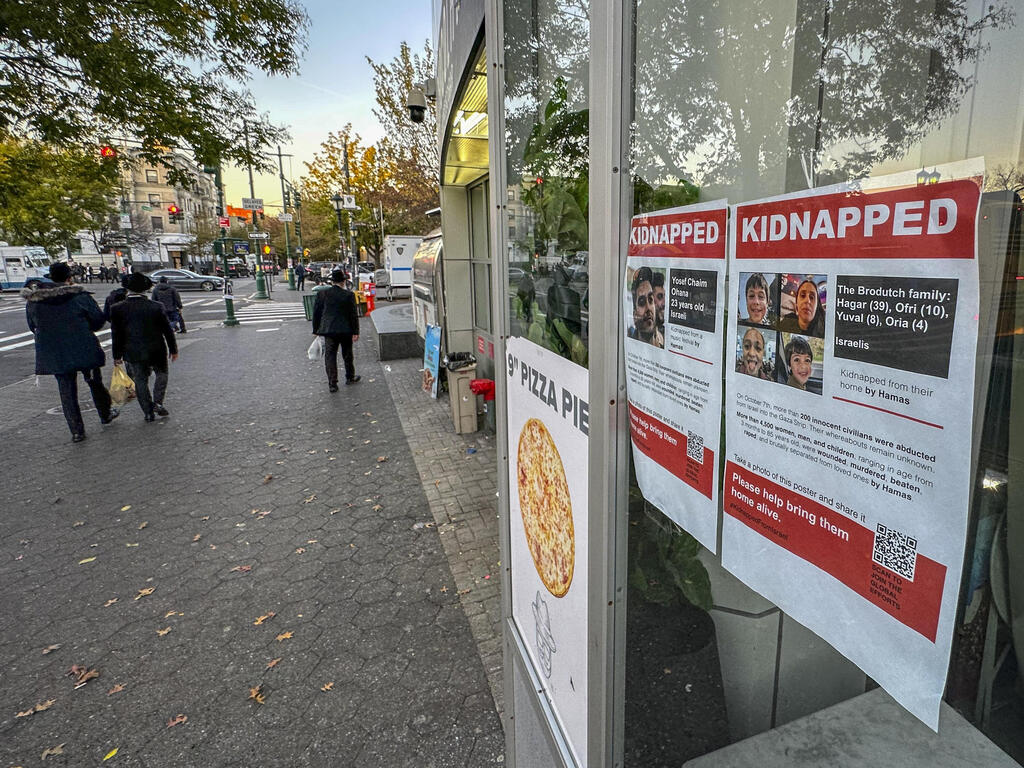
top-left (307, 336), bottom-right (324, 361)
top-left (109, 364), bottom-right (136, 405)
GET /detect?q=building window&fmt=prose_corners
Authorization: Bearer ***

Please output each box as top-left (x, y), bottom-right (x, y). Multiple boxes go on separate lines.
top-left (148, 194), bottom-right (161, 208)
top-left (151, 216), bottom-right (163, 232)
top-left (145, 169), bottom-right (158, 183)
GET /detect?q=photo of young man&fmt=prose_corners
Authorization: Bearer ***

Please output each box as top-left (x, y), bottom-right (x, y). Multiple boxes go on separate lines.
top-left (627, 265), bottom-right (664, 349)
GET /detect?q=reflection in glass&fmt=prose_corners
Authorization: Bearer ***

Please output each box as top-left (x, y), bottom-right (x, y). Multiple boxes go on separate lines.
top-left (504, 0), bottom-right (590, 366)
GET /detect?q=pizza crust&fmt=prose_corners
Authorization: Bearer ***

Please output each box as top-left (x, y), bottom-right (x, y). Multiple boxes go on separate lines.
top-left (517, 418), bottom-right (575, 597)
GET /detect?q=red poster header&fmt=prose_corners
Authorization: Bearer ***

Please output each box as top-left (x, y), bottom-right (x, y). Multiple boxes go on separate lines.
top-left (735, 178), bottom-right (980, 260)
top-left (629, 207), bottom-right (727, 259)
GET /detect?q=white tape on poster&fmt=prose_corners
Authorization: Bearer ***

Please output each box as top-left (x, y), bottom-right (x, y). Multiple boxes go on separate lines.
top-left (623, 199), bottom-right (727, 552)
top-left (506, 336), bottom-right (589, 766)
top-left (722, 159), bottom-right (983, 730)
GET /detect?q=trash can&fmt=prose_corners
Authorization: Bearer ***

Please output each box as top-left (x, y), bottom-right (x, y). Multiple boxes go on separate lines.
top-left (303, 293), bottom-right (316, 321)
top-left (445, 353), bottom-right (478, 434)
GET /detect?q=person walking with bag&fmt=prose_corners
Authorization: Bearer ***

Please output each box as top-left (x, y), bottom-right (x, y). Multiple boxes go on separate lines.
top-left (23, 262), bottom-right (118, 443)
top-left (109, 272), bottom-right (178, 421)
top-left (311, 269), bottom-right (360, 392)
top-left (152, 275), bottom-right (187, 333)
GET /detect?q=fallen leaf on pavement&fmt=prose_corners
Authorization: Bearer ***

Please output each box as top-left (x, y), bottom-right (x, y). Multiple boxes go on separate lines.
top-left (372, 504), bottom-right (383, 512)
top-left (78, 557), bottom-right (96, 565)
top-left (248, 685), bottom-right (266, 704)
top-left (457, 589), bottom-right (472, 596)
top-left (138, 522), bottom-right (148, 530)
top-left (103, 747), bottom-right (119, 761)
top-left (192, 534), bottom-right (201, 542)
top-left (107, 683), bottom-right (125, 696)
top-left (303, 494), bottom-right (316, 503)
top-left (157, 627), bottom-right (171, 637)
top-left (330, 508), bottom-right (340, 515)
top-left (41, 644), bottom-right (61, 654)
top-left (230, 565), bottom-right (252, 573)
top-left (166, 714), bottom-right (187, 728)
top-left (33, 699), bottom-right (55, 713)
top-left (103, 598), bottom-right (118, 607)
top-left (266, 657), bottom-right (282, 669)
top-left (320, 682), bottom-right (334, 692)
top-left (440, 586), bottom-right (448, 593)
top-left (40, 743), bottom-right (65, 760)
top-left (135, 587), bottom-right (155, 600)
top-left (253, 612), bottom-right (276, 626)
top-left (294, 547), bottom-right (306, 554)
top-left (376, 456), bottom-right (388, 463)
top-left (125, 542), bottom-right (139, 547)
top-left (275, 631), bottom-right (293, 642)
top-left (164, 610), bottom-right (180, 618)
top-left (73, 520), bottom-right (84, 527)
top-left (262, 475), bottom-right (273, 484)
top-left (120, 505), bottom-right (131, 512)
top-left (69, 665), bottom-right (100, 687)
top-left (306, 539), bottom-right (318, 544)
top-left (16, 709), bottom-right (34, 718)
top-left (201, 516), bottom-right (210, 521)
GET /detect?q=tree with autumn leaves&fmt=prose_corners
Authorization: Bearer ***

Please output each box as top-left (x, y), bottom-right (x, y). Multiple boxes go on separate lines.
top-left (300, 41), bottom-right (439, 262)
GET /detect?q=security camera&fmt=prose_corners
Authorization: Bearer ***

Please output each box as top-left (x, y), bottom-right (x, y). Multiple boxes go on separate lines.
top-left (407, 86), bottom-right (427, 123)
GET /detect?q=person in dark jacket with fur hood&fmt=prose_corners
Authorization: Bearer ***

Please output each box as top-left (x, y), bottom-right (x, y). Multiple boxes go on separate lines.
top-left (24, 261), bottom-right (118, 442)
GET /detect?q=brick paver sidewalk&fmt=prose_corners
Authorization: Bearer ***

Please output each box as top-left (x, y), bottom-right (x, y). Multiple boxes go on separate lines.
top-left (0, 316), bottom-right (504, 767)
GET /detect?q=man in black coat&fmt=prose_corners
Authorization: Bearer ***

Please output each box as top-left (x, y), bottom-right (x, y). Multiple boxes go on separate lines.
top-left (312, 269), bottom-right (360, 392)
top-left (24, 262), bottom-right (118, 442)
top-left (294, 262), bottom-right (306, 291)
top-left (152, 275), bottom-right (187, 333)
top-left (110, 272), bottom-right (179, 421)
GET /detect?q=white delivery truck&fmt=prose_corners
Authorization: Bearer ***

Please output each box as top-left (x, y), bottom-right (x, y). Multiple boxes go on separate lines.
top-left (383, 235), bottom-right (422, 300)
top-left (0, 245), bottom-right (53, 290)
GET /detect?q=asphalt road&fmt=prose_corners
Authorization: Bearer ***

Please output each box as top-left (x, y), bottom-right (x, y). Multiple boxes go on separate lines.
top-left (0, 279), bottom-right (265, 389)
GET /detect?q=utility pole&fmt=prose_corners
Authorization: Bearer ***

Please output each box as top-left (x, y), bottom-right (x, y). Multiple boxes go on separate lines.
top-left (274, 145), bottom-right (294, 289)
top-left (343, 141), bottom-right (356, 282)
top-left (244, 123), bottom-right (269, 300)
top-left (208, 163), bottom-right (238, 326)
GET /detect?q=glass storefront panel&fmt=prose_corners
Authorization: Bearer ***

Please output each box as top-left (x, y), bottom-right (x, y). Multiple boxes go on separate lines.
top-left (624, 0), bottom-right (1024, 764)
top-left (503, 0), bottom-right (590, 366)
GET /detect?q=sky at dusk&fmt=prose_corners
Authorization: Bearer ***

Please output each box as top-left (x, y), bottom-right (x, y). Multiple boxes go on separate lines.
top-left (220, 0), bottom-right (433, 213)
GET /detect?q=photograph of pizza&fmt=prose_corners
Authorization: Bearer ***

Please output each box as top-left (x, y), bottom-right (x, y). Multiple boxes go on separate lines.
top-left (517, 417), bottom-right (575, 597)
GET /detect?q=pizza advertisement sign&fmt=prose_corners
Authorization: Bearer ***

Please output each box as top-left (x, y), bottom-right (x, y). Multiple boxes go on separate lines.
top-left (623, 199), bottom-right (727, 552)
top-left (506, 336), bottom-right (589, 767)
top-left (722, 160), bottom-right (983, 729)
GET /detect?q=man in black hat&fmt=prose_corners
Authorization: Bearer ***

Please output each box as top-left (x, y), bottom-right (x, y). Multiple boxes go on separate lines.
top-left (110, 272), bottom-right (179, 421)
top-left (311, 268), bottom-right (360, 392)
top-left (152, 275), bottom-right (186, 333)
top-left (23, 261), bottom-right (118, 442)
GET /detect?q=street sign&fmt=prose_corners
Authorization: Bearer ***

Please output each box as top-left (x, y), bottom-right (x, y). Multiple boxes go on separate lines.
top-left (233, 242), bottom-right (250, 255)
top-left (118, 213), bottom-right (132, 230)
top-left (342, 194), bottom-right (357, 210)
top-left (248, 231), bottom-right (269, 239)
top-left (278, 213), bottom-right (293, 222)
top-left (218, 216), bottom-right (230, 228)
top-left (242, 197), bottom-right (264, 210)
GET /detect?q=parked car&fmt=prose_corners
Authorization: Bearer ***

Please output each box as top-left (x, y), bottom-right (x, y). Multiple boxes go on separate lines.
top-left (146, 268), bottom-right (225, 292)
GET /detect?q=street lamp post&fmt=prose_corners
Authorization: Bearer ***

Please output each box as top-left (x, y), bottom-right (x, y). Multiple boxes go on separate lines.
top-left (330, 193), bottom-right (346, 275)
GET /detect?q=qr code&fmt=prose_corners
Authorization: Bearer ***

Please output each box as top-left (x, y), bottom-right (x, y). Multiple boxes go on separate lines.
top-left (872, 523), bottom-right (917, 580)
top-left (686, 431), bottom-right (704, 464)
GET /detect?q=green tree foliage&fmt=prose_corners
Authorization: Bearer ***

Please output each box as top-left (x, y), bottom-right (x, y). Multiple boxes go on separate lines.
top-left (0, 0), bottom-right (308, 176)
top-left (0, 136), bottom-right (119, 253)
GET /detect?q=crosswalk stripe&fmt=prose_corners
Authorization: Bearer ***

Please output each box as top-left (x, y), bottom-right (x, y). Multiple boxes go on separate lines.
top-left (0, 328), bottom-right (110, 352)
top-left (201, 299), bottom-right (223, 306)
top-left (182, 299), bottom-right (207, 307)
top-left (0, 330), bottom-right (32, 344)
top-left (0, 338), bottom-right (34, 351)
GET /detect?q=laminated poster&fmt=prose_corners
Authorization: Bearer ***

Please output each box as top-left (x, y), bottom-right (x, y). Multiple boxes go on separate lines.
top-left (422, 324), bottom-right (441, 398)
top-left (506, 336), bottom-right (589, 767)
top-left (723, 160), bottom-right (982, 729)
top-left (623, 200), bottom-right (727, 552)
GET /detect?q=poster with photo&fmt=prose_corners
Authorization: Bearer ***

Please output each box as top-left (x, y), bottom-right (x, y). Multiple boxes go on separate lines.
top-left (422, 324), bottom-right (441, 398)
top-left (723, 160), bottom-right (983, 729)
top-left (623, 200), bottom-right (727, 552)
top-left (506, 336), bottom-right (589, 767)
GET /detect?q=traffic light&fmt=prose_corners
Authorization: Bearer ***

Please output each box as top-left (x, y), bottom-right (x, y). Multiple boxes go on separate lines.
top-left (99, 145), bottom-right (117, 159)
top-left (283, 189), bottom-right (291, 208)
top-left (263, 245), bottom-right (271, 255)
top-left (293, 191), bottom-right (301, 206)
top-left (167, 204), bottom-right (181, 223)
